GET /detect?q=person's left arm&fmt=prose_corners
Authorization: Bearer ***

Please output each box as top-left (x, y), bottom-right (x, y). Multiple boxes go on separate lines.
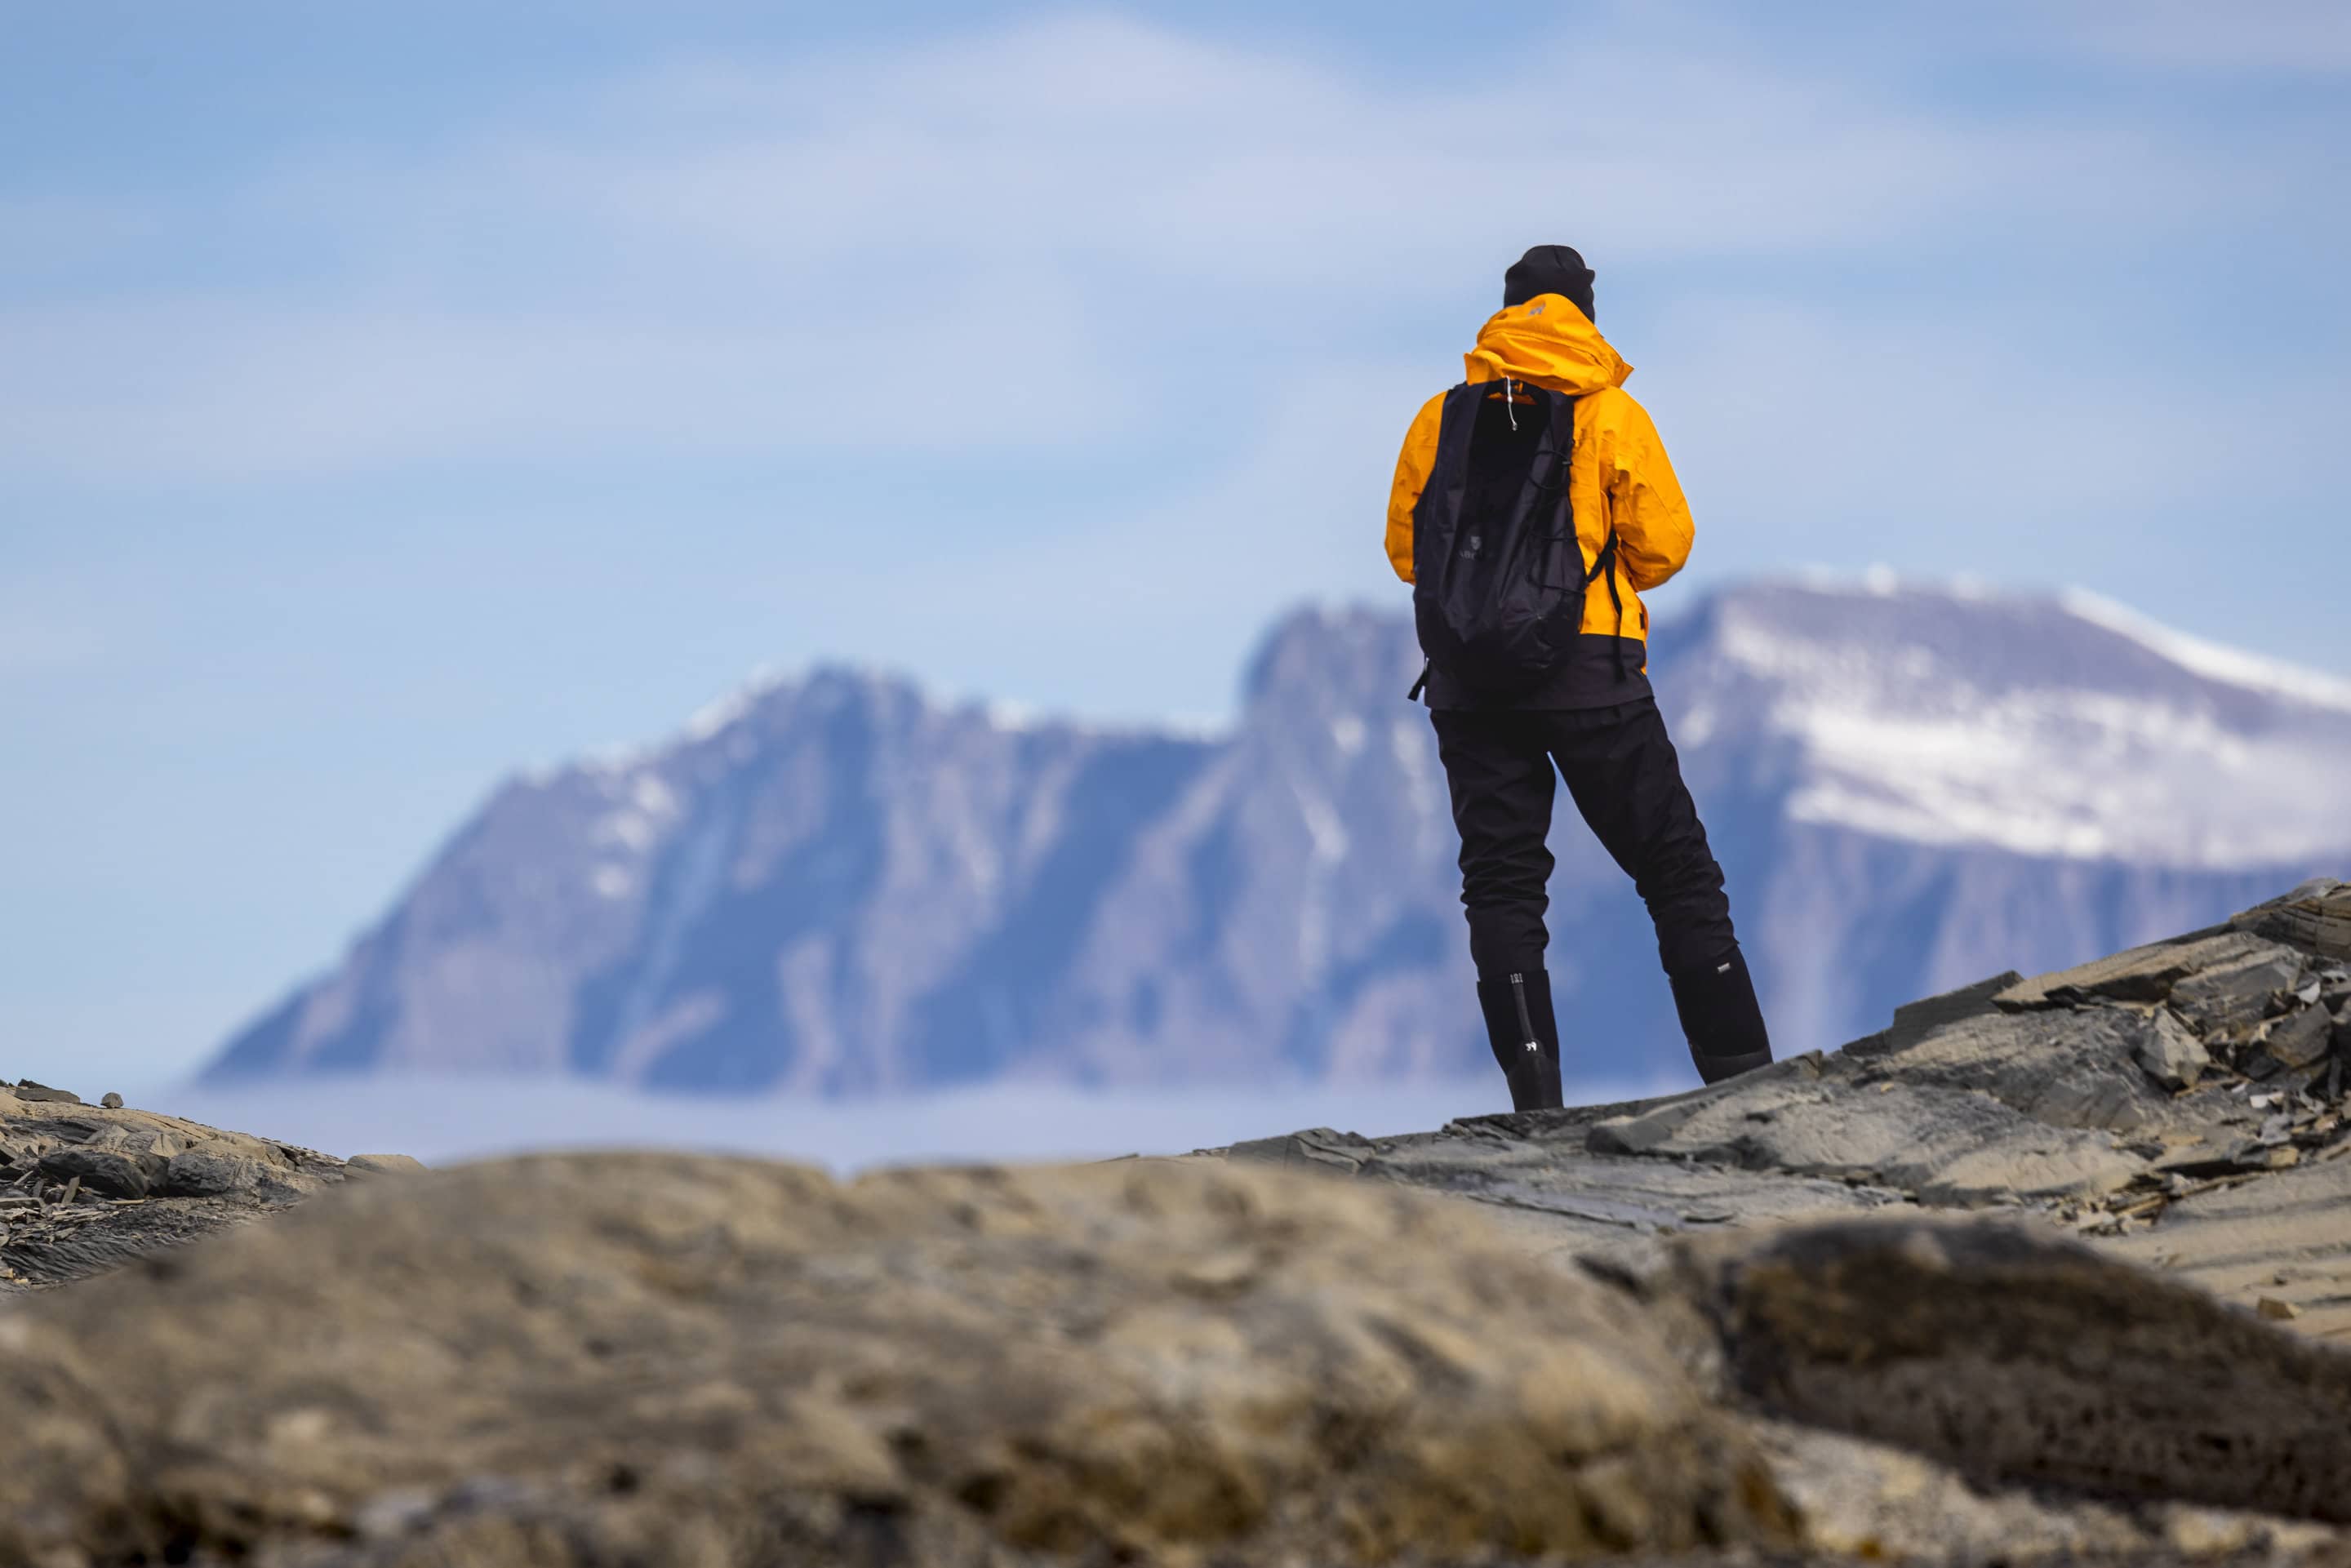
top-left (1596, 392), bottom-right (1695, 590)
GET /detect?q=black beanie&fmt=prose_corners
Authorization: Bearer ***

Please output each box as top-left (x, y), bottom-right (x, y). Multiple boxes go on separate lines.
top-left (1503, 244), bottom-right (1595, 322)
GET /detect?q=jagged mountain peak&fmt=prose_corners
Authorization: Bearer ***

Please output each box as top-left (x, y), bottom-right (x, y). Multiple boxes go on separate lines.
top-left (1242, 602), bottom-right (1422, 715)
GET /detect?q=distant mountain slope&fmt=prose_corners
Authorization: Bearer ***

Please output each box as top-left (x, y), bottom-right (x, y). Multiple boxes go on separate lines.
top-left (207, 582), bottom-right (2351, 1091)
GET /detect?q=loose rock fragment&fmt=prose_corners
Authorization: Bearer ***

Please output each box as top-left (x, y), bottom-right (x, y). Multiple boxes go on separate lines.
top-left (2130, 1009), bottom-right (2210, 1092)
top-left (100, 1092), bottom-right (124, 1110)
top-left (11, 1080), bottom-right (82, 1105)
top-left (2258, 1005), bottom-right (2336, 1073)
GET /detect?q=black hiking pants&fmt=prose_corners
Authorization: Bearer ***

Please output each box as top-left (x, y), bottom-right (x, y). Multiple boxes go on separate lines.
top-left (1430, 696), bottom-right (1735, 983)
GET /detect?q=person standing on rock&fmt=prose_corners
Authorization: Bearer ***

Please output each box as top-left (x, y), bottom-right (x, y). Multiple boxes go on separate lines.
top-left (1385, 245), bottom-right (1771, 1109)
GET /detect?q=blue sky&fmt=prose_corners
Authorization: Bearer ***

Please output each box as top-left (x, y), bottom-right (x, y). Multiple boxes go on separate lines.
top-left (5, 1), bottom-right (2348, 1086)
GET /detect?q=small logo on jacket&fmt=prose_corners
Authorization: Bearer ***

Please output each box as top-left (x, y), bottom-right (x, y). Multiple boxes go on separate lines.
top-left (1462, 535), bottom-right (1483, 558)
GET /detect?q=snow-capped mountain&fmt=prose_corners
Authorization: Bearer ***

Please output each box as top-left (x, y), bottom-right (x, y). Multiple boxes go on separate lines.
top-left (206, 582), bottom-right (2351, 1092)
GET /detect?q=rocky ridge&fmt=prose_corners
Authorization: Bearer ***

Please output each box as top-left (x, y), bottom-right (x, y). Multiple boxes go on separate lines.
top-left (0, 882), bottom-right (2347, 1566)
top-left (1228, 878), bottom-right (2351, 1339)
top-left (1, 1077), bottom-right (417, 1293)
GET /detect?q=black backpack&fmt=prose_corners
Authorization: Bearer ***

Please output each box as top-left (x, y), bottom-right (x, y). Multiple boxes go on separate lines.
top-left (1407, 378), bottom-right (1618, 701)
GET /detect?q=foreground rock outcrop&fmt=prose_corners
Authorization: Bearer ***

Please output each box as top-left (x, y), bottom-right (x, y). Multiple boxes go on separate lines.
top-left (2, 881), bottom-right (2347, 1566)
top-left (9, 1155), bottom-right (2350, 1568)
top-left (1, 1155), bottom-right (1798, 1566)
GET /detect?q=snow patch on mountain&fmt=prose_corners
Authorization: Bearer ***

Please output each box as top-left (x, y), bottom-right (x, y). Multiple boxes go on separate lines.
top-left (2059, 589), bottom-right (2351, 713)
top-left (1687, 585), bottom-right (2351, 868)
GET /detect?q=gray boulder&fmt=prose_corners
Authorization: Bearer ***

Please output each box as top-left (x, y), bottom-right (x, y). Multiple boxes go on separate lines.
top-left (159, 1147), bottom-right (278, 1198)
top-left (2254, 1003), bottom-right (2335, 1073)
top-left (2131, 1008), bottom-right (2211, 1090)
top-left (36, 1145), bottom-right (158, 1200)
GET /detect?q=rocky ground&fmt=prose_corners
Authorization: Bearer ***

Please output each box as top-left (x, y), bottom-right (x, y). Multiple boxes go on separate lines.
top-left (1, 1079), bottom-right (420, 1294)
top-left (1228, 878), bottom-right (2351, 1340)
top-left (0, 882), bottom-right (2345, 1567)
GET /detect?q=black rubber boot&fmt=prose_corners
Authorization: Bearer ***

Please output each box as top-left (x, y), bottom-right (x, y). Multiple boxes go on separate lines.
top-left (1668, 947), bottom-right (1774, 1086)
top-left (1475, 969), bottom-right (1564, 1112)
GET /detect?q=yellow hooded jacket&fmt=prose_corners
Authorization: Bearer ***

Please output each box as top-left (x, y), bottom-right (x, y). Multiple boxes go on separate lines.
top-left (1385, 295), bottom-right (1693, 653)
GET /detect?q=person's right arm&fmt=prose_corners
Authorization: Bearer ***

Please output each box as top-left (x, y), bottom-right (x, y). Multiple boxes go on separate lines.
top-left (1384, 392), bottom-right (1447, 584)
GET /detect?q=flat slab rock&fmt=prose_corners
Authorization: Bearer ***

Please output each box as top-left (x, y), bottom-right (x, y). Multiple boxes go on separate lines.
top-left (1993, 930), bottom-right (2280, 1010)
top-left (1228, 1119), bottom-right (1901, 1272)
top-left (1582, 1054), bottom-right (2149, 1205)
top-left (2237, 878), bottom-right (2351, 962)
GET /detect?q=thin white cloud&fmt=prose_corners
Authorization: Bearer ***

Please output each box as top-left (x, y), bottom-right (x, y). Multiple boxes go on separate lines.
top-left (0, 269), bottom-right (1127, 480)
top-left (0, 11), bottom-right (2323, 486)
top-left (471, 14), bottom-right (2275, 278)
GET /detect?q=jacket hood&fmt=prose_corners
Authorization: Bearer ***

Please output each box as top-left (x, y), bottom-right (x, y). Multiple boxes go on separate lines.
top-left (1463, 295), bottom-right (1632, 396)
